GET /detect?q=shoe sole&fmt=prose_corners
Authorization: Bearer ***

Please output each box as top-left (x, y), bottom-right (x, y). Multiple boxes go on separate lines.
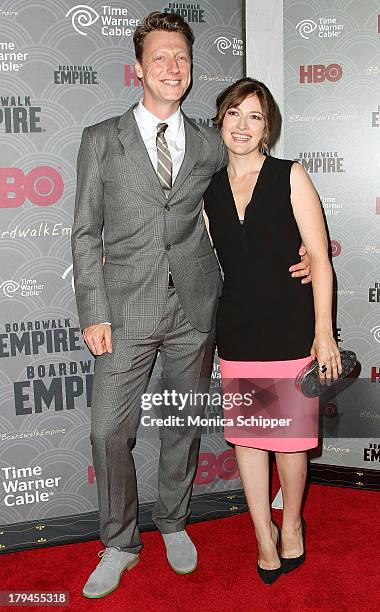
top-left (167, 557), bottom-right (197, 574)
top-left (82, 555), bottom-right (140, 599)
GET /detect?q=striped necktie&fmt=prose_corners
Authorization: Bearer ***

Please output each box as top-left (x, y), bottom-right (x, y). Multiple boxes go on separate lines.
top-left (156, 122), bottom-right (172, 194)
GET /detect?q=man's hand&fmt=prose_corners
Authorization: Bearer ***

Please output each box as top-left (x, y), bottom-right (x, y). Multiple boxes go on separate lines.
top-left (289, 244), bottom-right (311, 284)
top-left (83, 324), bottom-right (112, 355)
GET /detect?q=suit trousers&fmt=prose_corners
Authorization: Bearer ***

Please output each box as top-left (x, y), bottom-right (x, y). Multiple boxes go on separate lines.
top-left (90, 287), bottom-right (215, 553)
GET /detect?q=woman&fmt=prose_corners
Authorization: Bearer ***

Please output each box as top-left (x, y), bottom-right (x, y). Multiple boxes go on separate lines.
top-left (203, 78), bottom-right (341, 584)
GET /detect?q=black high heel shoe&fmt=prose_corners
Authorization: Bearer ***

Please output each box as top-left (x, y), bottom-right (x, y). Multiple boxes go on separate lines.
top-left (280, 518), bottom-right (306, 574)
top-left (257, 520), bottom-right (282, 585)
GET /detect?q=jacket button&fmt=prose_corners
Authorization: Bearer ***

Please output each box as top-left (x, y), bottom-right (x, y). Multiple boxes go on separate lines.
top-left (165, 244), bottom-right (171, 251)
top-left (164, 204), bottom-right (170, 211)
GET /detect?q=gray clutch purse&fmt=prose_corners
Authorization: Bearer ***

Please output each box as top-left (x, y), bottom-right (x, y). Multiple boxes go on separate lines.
top-left (295, 350), bottom-right (357, 398)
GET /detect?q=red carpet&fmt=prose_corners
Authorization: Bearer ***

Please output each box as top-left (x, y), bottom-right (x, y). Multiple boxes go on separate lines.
top-left (1, 483), bottom-right (379, 612)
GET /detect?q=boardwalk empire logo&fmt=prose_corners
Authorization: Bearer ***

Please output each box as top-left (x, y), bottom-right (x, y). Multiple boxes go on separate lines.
top-left (369, 282), bottom-right (380, 302)
top-left (14, 360), bottom-right (93, 415)
top-left (364, 443), bottom-right (380, 462)
top-left (190, 117), bottom-right (213, 128)
top-left (163, 3), bottom-right (206, 22)
top-left (0, 95), bottom-right (41, 133)
top-left (295, 151), bottom-right (344, 173)
top-left (0, 319), bottom-right (81, 357)
top-left (0, 319), bottom-right (94, 415)
top-left (53, 65), bottom-right (98, 85)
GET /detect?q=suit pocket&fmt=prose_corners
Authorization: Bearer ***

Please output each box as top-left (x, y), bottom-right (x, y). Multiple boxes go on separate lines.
top-left (103, 262), bottom-right (133, 283)
top-left (197, 251), bottom-right (220, 274)
top-left (191, 164), bottom-right (215, 177)
top-left (72, 241), bottom-right (90, 256)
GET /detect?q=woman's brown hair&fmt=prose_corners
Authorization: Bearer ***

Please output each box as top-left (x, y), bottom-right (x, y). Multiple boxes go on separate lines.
top-left (213, 78), bottom-right (277, 154)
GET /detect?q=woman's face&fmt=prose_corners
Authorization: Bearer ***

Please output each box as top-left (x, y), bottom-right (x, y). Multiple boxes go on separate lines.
top-left (221, 94), bottom-right (265, 156)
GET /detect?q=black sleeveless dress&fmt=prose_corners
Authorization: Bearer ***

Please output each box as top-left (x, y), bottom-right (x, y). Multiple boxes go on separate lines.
top-left (204, 156), bottom-right (315, 361)
top-left (203, 156), bottom-right (318, 452)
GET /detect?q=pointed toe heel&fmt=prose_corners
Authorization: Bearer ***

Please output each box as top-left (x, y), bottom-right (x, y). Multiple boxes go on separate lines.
top-left (257, 520), bottom-right (282, 585)
top-left (280, 518), bottom-right (306, 574)
top-left (257, 563), bottom-right (282, 585)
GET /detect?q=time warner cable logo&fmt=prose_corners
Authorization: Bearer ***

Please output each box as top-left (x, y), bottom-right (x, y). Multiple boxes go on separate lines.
top-left (1, 465), bottom-right (62, 506)
top-left (296, 19), bottom-right (317, 39)
top-left (214, 36), bottom-right (231, 54)
top-left (66, 4), bottom-right (139, 37)
top-left (66, 5), bottom-right (99, 36)
top-left (213, 36), bottom-right (243, 56)
top-left (0, 280), bottom-right (19, 297)
top-left (0, 278), bottom-right (45, 297)
top-left (296, 17), bottom-right (345, 39)
top-left (370, 326), bottom-right (380, 343)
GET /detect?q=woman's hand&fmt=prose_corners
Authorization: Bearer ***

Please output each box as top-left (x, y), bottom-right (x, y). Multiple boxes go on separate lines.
top-left (310, 334), bottom-right (342, 382)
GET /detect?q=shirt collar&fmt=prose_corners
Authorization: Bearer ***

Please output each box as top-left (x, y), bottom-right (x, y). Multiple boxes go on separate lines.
top-left (134, 100), bottom-right (183, 138)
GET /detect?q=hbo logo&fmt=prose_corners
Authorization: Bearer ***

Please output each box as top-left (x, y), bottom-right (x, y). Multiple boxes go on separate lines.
top-left (300, 64), bottom-right (343, 83)
top-left (194, 450), bottom-right (239, 485)
top-left (330, 240), bottom-right (342, 257)
top-left (88, 451), bottom-right (240, 486)
top-left (0, 167), bottom-right (64, 208)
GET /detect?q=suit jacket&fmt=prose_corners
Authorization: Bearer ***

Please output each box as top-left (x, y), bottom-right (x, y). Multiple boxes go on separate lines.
top-left (71, 105), bottom-right (226, 338)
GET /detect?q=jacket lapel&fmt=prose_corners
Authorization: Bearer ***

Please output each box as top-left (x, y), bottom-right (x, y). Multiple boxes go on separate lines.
top-left (167, 113), bottom-right (204, 202)
top-left (117, 107), bottom-right (204, 203)
top-left (117, 106), bottom-right (164, 194)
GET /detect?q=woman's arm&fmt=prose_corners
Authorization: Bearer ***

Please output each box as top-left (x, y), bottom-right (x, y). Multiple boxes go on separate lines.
top-left (290, 162), bottom-right (342, 380)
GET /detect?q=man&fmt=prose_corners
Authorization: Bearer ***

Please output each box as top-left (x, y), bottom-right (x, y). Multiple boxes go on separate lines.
top-left (72, 11), bottom-right (310, 599)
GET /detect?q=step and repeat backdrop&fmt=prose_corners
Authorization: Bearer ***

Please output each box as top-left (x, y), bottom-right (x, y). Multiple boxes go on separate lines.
top-left (1, 0), bottom-right (379, 553)
top-left (246, 1), bottom-right (380, 476)
top-left (283, 0), bottom-right (380, 473)
top-left (0, 0), bottom-right (244, 551)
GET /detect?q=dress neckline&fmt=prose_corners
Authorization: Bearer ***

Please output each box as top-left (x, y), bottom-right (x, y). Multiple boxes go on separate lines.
top-left (224, 155), bottom-right (269, 226)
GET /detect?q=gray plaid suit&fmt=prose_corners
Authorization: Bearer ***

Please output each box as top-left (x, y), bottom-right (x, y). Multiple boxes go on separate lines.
top-left (71, 105), bottom-right (226, 553)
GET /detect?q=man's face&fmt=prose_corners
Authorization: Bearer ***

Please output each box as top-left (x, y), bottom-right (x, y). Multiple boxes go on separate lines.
top-left (135, 30), bottom-right (191, 114)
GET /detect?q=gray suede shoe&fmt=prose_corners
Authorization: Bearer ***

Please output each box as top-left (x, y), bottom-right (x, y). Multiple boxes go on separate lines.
top-left (82, 547), bottom-right (140, 599)
top-left (161, 530), bottom-right (197, 574)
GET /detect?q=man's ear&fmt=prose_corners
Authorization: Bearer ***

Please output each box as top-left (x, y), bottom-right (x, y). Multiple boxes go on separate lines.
top-left (135, 61), bottom-right (143, 80)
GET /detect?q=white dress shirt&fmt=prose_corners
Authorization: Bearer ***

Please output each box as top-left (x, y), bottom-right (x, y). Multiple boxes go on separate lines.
top-left (133, 100), bottom-right (186, 182)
